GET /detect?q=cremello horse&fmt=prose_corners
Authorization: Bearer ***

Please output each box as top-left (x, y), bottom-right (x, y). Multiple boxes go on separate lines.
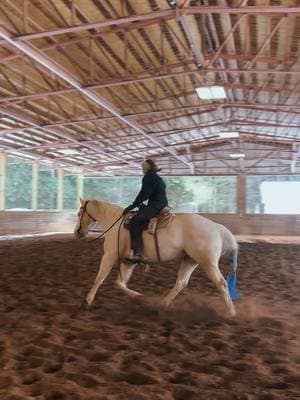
top-left (74, 198), bottom-right (239, 316)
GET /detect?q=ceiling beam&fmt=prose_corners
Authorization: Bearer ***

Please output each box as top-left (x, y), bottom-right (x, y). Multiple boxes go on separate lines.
top-left (206, 14), bottom-right (245, 69)
top-left (0, 25), bottom-right (193, 171)
top-left (0, 107), bottom-right (140, 169)
top-left (1, 69), bottom-right (300, 105)
top-left (0, 67), bottom-right (202, 104)
top-left (1, 40), bottom-right (294, 65)
top-left (178, 0), bottom-right (205, 67)
top-left (5, 130), bottom-right (294, 154)
top-left (245, 17), bottom-right (286, 70)
top-left (1, 104), bottom-right (300, 139)
top-left (1, 6), bottom-right (299, 43)
top-left (0, 137), bottom-right (112, 175)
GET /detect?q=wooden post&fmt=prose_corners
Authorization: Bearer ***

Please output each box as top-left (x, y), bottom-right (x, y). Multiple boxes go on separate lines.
top-left (0, 153), bottom-right (7, 210)
top-left (237, 174), bottom-right (246, 217)
top-left (57, 168), bottom-right (64, 211)
top-left (31, 160), bottom-right (39, 210)
top-left (117, 176), bottom-right (123, 204)
top-left (77, 175), bottom-right (84, 203)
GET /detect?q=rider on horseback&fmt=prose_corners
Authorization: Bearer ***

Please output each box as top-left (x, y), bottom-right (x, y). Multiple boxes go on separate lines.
top-left (123, 159), bottom-right (168, 261)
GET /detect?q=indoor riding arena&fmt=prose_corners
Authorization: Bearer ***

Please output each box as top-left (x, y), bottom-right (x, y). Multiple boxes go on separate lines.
top-left (0, 2), bottom-right (299, 400)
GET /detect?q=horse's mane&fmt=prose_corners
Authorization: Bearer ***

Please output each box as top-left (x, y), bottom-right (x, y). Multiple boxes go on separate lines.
top-left (89, 198), bottom-right (122, 219)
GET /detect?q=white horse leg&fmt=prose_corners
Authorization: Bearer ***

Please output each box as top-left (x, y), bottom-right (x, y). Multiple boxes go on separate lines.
top-left (161, 258), bottom-right (197, 308)
top-left (116, 262), bottom-right (142, 298)
top-left (204, 263), bottom-right (236, 317)
top-left (86, 253), bottom-right (115, 305)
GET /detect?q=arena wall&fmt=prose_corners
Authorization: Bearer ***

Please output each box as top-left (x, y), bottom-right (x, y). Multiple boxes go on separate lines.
top-left (1, 211), bottom-right (300, 236)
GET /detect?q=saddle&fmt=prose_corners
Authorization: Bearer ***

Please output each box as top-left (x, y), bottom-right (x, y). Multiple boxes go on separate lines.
top-left (124, 207), bottom-right (173, 235)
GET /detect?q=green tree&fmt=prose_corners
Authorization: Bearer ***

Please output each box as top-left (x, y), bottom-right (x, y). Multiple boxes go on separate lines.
top-left (6, 156), bottom-right (32, 209)
top-left (83, 176), bottom-right (140, 207)
top-left (119, 177), bottom-right (141, 207)
top-left (164, 177), bottom-right (194, 209)
top-left (214, 176), bottom-right (237, 213)
top-left (184, 176), bottom-right (237, 213)
top-left (63, 174), bottom-right (78, 210)
top-left (82, 175), bottom-right (237, 213)
top-left (38, 166), bottom-right (57, 209)
top-left (84, 177), bottom-right (122, 203)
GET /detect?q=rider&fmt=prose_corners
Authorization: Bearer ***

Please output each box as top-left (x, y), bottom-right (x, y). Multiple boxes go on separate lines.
top-left (123, 159), bottom-right (168, 261)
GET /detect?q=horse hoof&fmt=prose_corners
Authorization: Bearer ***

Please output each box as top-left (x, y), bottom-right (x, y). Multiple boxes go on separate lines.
top-left (160, 299), bottom-right (170, 310)
top-left (79, 301), bottom-right (87, 309)
top-left (86, 294), bottom-right (94, 306)
top-left (143, 264), bottom-right (150, 273)
top-left (229, 308), bottom-right (236, 318)
top-left (75, 301), bottom-right (90, 311)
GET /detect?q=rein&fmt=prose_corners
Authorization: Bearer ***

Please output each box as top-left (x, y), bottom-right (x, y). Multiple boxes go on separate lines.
top-left (79, 201), bottom-right (124, 242)
top-left (88, 214), bottom-right (124, 242)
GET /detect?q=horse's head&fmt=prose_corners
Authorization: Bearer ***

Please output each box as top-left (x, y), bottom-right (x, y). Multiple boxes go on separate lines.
top-left (74, 198), bottom-right (96, 238)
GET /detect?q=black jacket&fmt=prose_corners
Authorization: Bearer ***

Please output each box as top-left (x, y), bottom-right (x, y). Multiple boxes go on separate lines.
top-left (132, 170), bottom-right (168, 210)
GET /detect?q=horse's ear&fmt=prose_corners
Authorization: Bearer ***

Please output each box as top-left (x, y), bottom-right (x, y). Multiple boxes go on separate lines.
top-left (80, 197), bottom-right (84, 205)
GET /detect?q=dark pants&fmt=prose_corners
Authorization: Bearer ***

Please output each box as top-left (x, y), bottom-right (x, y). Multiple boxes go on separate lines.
top-left (128, 206), bottom-right (159, 254)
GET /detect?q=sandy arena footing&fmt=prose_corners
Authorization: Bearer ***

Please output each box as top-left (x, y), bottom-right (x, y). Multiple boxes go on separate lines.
top-left (0, 235), bottom-right (299, 399)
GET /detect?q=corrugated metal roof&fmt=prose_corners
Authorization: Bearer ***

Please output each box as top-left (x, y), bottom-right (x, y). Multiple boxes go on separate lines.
top-left (0, 0), bottom-right (299, 175)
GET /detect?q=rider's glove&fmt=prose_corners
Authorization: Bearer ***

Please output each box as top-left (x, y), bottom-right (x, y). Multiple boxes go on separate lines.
top-left (122, 205), bottom-right (134, 215)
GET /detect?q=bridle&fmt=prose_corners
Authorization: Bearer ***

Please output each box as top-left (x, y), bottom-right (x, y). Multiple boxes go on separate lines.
top-left (77, 200), bottom-right (125, 243)
top-left (77, 200), bottom-right (96, 234)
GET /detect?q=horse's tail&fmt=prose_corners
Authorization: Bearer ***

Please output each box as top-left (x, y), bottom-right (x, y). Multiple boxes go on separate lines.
top-left (218, 224), bottom-right (241, 300)
top-left (218, 224), bottom-right (238, 260)
top-left (230, 245), bottom-right (239, 276)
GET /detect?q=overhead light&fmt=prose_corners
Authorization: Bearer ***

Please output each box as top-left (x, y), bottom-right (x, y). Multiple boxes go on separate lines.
top-left (10, 152), bottom-right (37, 160)
top-left (196, 86), bottom-right (227, 100)
top-left (229, 153), bottom-right (245, 159)
top-left (211, 86), bottom-right (226, 99)
top-left (58, 149), bottom-right (79, 155)
top-left (167, 0), bottom-right (177, 8)
top-left (219, 132), bottom-right (239, 138)
top-left (104, 165), bottom-right (120, 170)
top-left (196, 87), bottom-right (211, 100)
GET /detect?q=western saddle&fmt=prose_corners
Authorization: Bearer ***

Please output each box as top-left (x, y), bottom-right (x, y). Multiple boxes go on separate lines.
top-left (124, 206), bottom-right (172, 235)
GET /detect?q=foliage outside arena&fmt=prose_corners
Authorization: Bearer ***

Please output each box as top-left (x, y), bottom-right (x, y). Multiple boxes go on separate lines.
top-left (4, 156), bottom-right (300, 214)
top-left (83, 175), bottom-right (237, 213)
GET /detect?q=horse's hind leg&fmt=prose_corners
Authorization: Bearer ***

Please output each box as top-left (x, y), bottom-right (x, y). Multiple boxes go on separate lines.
top-left (161, 257), bottom-right (197, 308)
top-left (116, 262), bottom-right (142, 298)
top-left (204, 262), bottom-right (236, 317)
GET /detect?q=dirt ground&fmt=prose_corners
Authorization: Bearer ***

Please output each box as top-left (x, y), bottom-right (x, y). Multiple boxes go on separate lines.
top-left (0, 235), bottom-right (299, 400)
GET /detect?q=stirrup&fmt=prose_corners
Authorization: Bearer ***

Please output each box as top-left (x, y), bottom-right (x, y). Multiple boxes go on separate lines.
top-left (124, 253), bottom-right (149, 264)
top-left (126, 254), bottom-right (141, 262)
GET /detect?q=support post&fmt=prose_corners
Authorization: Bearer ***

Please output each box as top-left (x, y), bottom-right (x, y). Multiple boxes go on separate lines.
top-left (291, 143), bottom-right (300, 173)
top-left (0, 153), bottom-right (7, 210)
top-left (31, 160), bottom-right (39, 210)
top-left (77, 175), bottom-right (84, 203)
top-left (57, 168), bottom-right (64, 211)
top-left (237, 174), bottom-right (246, 217)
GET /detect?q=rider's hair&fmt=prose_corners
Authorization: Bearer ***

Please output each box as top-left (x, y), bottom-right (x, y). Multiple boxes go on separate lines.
top-left (145, 159), bottom-right (161, 172)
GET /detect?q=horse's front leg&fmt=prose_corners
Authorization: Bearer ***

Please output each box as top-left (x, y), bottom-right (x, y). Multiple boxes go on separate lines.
top-left (116, 262), bottom-right (142, 298)
top-left (86, 253), bottom-right (115, 305)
